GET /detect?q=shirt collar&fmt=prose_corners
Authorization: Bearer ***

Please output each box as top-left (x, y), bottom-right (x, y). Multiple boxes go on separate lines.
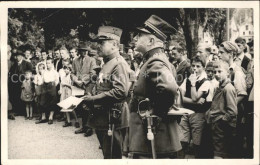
top-left (235, 52), bottom-right (245, 61)
top-left (197, 71), bottom-right (207, 81)
top-left (219, 79), bottom-right (230, 88)
top-left (18, 59), bottom-right (23, 65)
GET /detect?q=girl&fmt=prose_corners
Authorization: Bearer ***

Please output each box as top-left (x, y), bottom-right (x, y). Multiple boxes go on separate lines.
top-left (59, 64), bottom-right (80, 128)
top-left (34, 62), bottom-right (46, 121)
top-left (36, 57), bottom-right (59, 125)
top-left (21, 70), bottom-right (34, 120)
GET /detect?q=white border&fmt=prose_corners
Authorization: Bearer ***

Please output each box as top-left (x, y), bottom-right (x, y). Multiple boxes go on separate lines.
top-left (1, 1), bottom-right (259, 165)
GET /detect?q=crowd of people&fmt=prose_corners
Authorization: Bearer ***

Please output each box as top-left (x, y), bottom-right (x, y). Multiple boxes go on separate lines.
top-left (8, 15), bottom-right (254, 159)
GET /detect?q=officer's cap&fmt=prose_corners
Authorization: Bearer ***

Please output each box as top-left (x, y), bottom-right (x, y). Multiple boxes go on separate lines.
top-left (95, 26), bottom-right (122, 42)
top-left (137, 15), bottom-right (176, 42)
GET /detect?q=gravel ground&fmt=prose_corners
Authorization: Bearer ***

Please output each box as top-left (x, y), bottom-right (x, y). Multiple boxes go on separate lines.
top-left (8, 116), bottom-right (103, 159)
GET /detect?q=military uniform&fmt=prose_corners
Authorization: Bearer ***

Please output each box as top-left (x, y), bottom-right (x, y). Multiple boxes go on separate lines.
top-left (84, 26), bottom-right (130, 159)
top-left (129, 15), bottom-right (182, 158)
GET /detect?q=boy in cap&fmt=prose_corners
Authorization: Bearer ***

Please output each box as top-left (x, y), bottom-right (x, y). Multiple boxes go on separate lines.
top-left (129, 15), bottom-right (181, 159)
top-left (218, 41), bottom-right (247, 158)
top-left (82, 26), bottom-right (130, 159)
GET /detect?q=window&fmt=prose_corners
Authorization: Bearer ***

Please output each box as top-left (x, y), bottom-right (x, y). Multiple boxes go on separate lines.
top-left (246, 25), bottom-right (249, 30)
top-left (243, 32), bottom-right (245, 35)
top-left (249, 31), bottom-right (251, 35)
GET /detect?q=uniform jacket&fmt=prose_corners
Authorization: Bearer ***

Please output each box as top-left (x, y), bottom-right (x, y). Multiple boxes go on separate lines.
top-left (87, 54), bottom-right (130, 130)
top-left (129, 47), bottom-right (182, 155)
top-left (71, 55), bottom-right (96, 93)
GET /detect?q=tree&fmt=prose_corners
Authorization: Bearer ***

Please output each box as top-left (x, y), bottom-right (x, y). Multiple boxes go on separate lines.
top-left (8, 9), bottom-right (45, 51)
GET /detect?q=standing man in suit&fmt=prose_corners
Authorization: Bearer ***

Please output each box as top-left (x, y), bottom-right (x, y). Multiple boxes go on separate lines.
top-left (83, 26), bottom-right (130, 159)
top-left (234, 37), bottom-right (251, 71)
top-left (9, 50), bottom-right (33, 116)
top-left (72, 42), bottom-right (97, 137)
top-left (54, 48), bottom-right (63, 71)
top-left (171, 45), bottom-right (191, 86)
top-left (129, 15), bottom-right (182, 159)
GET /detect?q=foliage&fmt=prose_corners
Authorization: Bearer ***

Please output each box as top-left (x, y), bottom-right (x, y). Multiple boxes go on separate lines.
top-left (8, 9), bottom-right (45, 51)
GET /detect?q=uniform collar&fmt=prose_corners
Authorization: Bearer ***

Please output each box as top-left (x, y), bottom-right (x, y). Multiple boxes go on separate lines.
top-left (103, 52), bottom-right (119, 63)
top-left (143, 47), bottom-right (164, 62)
top-left (219, 79), bottom-right (230, 88)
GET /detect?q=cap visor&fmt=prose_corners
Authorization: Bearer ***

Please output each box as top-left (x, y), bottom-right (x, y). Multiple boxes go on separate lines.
top-left (136, 27), bottom-right (151, 34)
top-left (91, 36), bottom-right (113, 42)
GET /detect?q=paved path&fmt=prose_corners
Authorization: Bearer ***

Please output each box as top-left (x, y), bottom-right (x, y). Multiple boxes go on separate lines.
top-left (8, 116), bottom-right (103, 159)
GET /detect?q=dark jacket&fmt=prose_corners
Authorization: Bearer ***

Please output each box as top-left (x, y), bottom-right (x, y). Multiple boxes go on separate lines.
top-left (129, 48), bottom-right (182, 155)
top-left (176, 59), bottom-right (191, 86)
top-left (241, 55), bottom-right (250, 71)
top-left (9, 60), bottom-right (33, 84)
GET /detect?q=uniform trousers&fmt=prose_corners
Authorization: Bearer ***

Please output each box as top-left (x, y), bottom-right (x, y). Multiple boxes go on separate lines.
top-left (96, 129), bottom-right (123, 159)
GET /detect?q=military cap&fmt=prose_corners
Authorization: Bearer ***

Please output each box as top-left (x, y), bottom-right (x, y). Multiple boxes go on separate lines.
top-left (137, 15), bottom-right (176, 41)
top-left (78, 41), bottom-right (92, 51)
top-left (95, 26), bottom-right (122, 42)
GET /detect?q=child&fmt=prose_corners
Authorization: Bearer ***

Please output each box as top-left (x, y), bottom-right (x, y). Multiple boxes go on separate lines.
top-left (205, 62), bottom-right (219, 103)
top-left (59, 64), bottom-right (80, 128)
top-left (34, 62), bottom-right (46, 120)
top-left (179, 55), bottom-right (210, 158)
top-left (36, 57), bottom-right (59, 125)
top-left (205, 61), bottom-right (237, 158)
top-left (21, 70), bottom-right (34, 120)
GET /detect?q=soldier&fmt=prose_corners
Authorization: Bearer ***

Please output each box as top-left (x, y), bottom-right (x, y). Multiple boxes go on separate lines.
top-left (129, 15), bottom-right (182, 159)
top-left (82, 26), bottom-right (130, 159)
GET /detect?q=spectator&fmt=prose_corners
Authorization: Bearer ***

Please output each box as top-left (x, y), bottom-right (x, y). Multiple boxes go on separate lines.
top-left (9, 50), bottom-right (33, 116)
top-left (205, 61), bottom-right (237, 158)
top-left (179, 55), bottom-right (210, 158)
top-left (234, 37), bottom-right (251, 71)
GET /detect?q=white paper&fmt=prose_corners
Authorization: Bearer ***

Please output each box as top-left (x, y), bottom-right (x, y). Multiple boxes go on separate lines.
top-left (168, 108), bottom-right (195, 116)
top-left (57, 96), bottom-right (83, 110)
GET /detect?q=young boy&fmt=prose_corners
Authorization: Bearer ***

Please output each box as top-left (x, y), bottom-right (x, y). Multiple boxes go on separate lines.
top-left (179, 55), bottom-right (210, 158)
top-left (205, 61), bottom-right (237, 158)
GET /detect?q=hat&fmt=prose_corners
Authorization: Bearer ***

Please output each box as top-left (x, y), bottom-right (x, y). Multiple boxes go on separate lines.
top-left (94, 26), bottom-right (122, 42)
top-left (137, 15), bottom-right (176, 41)
top-left (78, 42), bottom-right (92, 51)
top-left (235, 37), bottom-right (246, 44)
top-left (89, 50), bottom-right (98, 56)
top-left (13, 50), bottom-right (25, 57)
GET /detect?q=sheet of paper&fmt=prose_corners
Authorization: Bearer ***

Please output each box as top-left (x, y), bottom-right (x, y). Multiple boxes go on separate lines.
top-left (168, 108), bottom-right (195, 116)
top-left (57, 96), bottom-right (83, 109)
top-left (60, 109), bottom-right (74, 112)
top-left (71, 86), bottom-right (85, 96)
